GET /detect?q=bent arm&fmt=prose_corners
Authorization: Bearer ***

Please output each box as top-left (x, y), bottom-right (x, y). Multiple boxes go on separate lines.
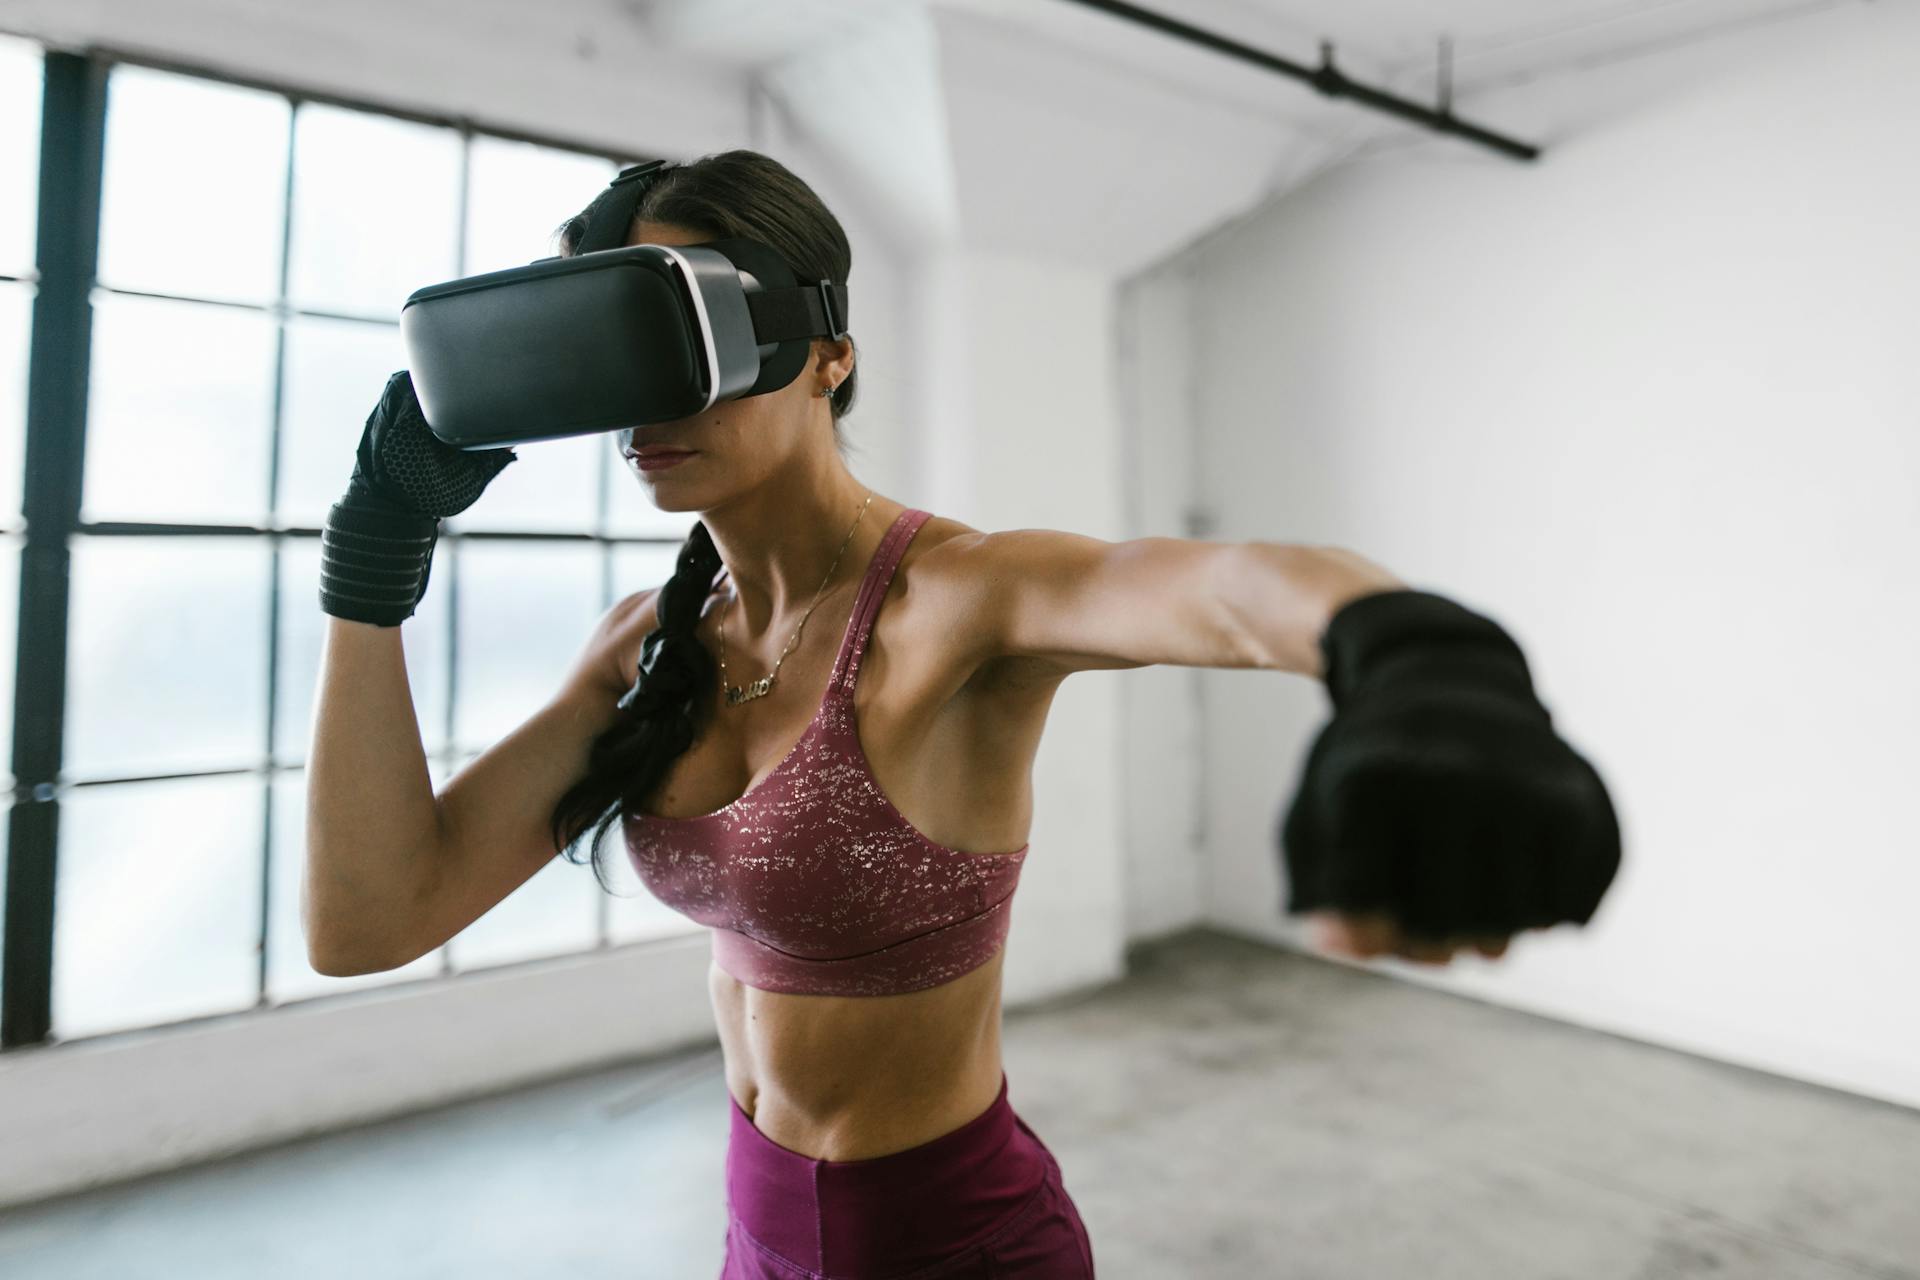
top-left (303, 593), bottom-right (644, 976)
top-left (303, 618), bottom-right (441, 975)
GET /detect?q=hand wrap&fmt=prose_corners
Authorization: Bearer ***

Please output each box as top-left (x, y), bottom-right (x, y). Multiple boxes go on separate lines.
top-left (1279, 589), bottom-right (1621, 939)
top-left (319, 370), bottom-right (517, 627)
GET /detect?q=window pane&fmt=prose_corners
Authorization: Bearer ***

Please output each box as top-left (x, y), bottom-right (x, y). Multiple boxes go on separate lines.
top-left (82, 292), bottom-right (276, 526)
top-left (0, 282), bottom-right (29, 525)
top-left (53, 773), bottom-right (264, 1039)
top-left (609, 541), bottom-right (680, 615)
top-left (276, 314), bottom-right (406, 528)
top-left (0, 36), bottom-right (42, 277)
top-left (444, 425), bottom-right (602, 536)
top-left (453, 542), bottom-right (603, 748)
top-left (288, 104), bottom-right (460, 319)
top-left (443, 845), bottom-right (600, 972)
top-left (606, 439), bottom-right (699, 539)
top-left (0, 531), bottom-right (18, 790)
top-left (266, 770), bottom-right (442, 1003)
top-left (67, 537), bottom-right (269, 780)
top-left (464, 136), bottom-right (614, 277)
top-left (97, 66), bottom-right (288, 307)
top-left (276, 534), bottom-right (449, 767)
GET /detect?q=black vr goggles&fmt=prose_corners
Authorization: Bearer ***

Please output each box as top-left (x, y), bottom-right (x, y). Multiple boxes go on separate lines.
top-left (398, 158), bottom-right (850, 451)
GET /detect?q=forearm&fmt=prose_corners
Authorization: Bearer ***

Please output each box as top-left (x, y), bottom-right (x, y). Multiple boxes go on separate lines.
top-left (1218, 542), bottom-right (1409, 680)
top-left (303, 617), bottom-right (442, 972)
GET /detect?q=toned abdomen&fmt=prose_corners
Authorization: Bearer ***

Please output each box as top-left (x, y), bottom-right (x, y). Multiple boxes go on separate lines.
top-left (710, 945), bottom-right (1007, 1161)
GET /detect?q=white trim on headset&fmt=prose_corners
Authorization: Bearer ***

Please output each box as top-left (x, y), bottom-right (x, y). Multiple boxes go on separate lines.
top-left (653, 245), bottom-right (723, 415)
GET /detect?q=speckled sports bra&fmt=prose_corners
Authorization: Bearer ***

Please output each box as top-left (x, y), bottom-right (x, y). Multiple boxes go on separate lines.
top-left (622, 507), bottom-right (1029, 997)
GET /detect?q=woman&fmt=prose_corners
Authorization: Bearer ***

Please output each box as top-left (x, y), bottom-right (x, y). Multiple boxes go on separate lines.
top-left (307, 151), bottom-right (1569, 1278)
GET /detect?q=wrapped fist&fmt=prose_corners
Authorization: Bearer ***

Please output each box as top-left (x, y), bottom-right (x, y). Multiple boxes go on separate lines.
top-left (1278, 589), bottom-right (1621, 961)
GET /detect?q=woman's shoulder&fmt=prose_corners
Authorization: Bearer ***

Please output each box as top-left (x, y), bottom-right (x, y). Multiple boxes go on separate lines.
top-left (902, 512), bottom-right (1091, 607)
top-left (892, 511), bottom-right (1003, 649)
top-left (899, 511), bottom-right (987, 590)
top-left (895, 514), bottom-right (1076, 693)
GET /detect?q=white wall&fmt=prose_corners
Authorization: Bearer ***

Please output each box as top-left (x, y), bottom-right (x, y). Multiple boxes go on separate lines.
top-left (958, 248), bottom-right (1131, 998)
top-left (1149, 0), bottom-right (1920, 1110)
top-left (1116, 260), bottom-right (1208, 942)
top-left (752, 83), bottom-right (917, 504)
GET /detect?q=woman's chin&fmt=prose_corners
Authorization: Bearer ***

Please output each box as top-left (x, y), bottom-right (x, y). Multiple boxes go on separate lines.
top-left (636, 480), bottom-right (705, 514)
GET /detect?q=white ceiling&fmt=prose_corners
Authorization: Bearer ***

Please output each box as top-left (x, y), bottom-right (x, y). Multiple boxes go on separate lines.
top-left (678, 0), bottom-right (1865, 94)
top-left (974, 0), bottom-right (1867, 87)
top-left (634, 0), bottom-right (1871, 271)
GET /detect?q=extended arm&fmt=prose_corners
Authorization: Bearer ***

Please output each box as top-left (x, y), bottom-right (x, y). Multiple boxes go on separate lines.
top-left (931, 527), bottom-right (1620, 966)
top-left (932, 529), bottom-right (1409, 680)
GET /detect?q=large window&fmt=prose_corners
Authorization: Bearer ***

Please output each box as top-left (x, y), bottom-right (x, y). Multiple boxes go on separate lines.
top-left (2, 45), bottom-right (700, 1049)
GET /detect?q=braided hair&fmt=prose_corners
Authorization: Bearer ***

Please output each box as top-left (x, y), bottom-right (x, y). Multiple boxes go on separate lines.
top-left (545, 148), bottom-right (860, 890)
top-left (548, 522), bottom-right (723, 890)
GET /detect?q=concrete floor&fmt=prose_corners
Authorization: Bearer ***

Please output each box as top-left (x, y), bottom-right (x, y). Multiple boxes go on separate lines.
top-left (3, 928), bottom-right (1917, 1279)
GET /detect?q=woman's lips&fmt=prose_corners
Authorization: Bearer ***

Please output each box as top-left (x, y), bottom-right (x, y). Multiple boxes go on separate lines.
top-left (629, 449), bottom-right (695, 472)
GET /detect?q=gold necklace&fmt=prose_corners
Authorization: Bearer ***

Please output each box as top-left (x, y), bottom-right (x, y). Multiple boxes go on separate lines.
top-left (717, 491), bottom-right (874, 707)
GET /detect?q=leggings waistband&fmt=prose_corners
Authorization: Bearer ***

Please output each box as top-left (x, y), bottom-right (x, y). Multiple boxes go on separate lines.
top-left (725, 1071), bottom-right (1054, 1276)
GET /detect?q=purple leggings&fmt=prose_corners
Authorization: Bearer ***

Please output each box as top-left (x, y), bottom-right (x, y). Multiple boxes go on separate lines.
top-left (721, 1071), bottom-right (1095, 1278)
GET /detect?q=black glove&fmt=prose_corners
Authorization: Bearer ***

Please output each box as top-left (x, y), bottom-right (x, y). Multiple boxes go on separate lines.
top-left (1279, 589), bottom-right (1621, 940)
top-left (319, 370), bottom-right (518, 627)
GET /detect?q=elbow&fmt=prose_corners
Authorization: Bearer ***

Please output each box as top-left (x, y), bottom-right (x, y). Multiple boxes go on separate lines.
top-left (300, 881), bottom-right (415, 978)
top-left (306, 949), bottom-right (360, 979)
top-left (305, 932), bottom-right (401, 978)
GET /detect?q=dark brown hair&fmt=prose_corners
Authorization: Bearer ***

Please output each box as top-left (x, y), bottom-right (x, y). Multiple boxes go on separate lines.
top-left (545, 149), bottom-right (860, 890)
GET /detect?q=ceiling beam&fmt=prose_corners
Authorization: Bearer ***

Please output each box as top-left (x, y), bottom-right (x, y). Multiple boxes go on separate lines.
top-left (1052, 0), bottom-right (1543, 163)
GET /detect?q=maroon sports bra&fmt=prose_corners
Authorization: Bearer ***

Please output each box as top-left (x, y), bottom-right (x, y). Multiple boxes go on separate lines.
top-left (622, 507), bottom-right (1029, 997)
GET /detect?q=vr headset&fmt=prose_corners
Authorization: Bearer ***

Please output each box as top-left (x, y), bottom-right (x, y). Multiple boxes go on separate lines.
top-left (398, 158), bottom-right (850, 451)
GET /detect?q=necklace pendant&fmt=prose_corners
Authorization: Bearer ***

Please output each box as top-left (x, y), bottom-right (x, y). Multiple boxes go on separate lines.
top-left (727, 675), bottom-right (774, 706)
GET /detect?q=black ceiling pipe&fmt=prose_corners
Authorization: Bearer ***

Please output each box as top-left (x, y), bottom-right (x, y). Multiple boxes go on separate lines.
top-left (1053, 0), bottom-right (1542, 162)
